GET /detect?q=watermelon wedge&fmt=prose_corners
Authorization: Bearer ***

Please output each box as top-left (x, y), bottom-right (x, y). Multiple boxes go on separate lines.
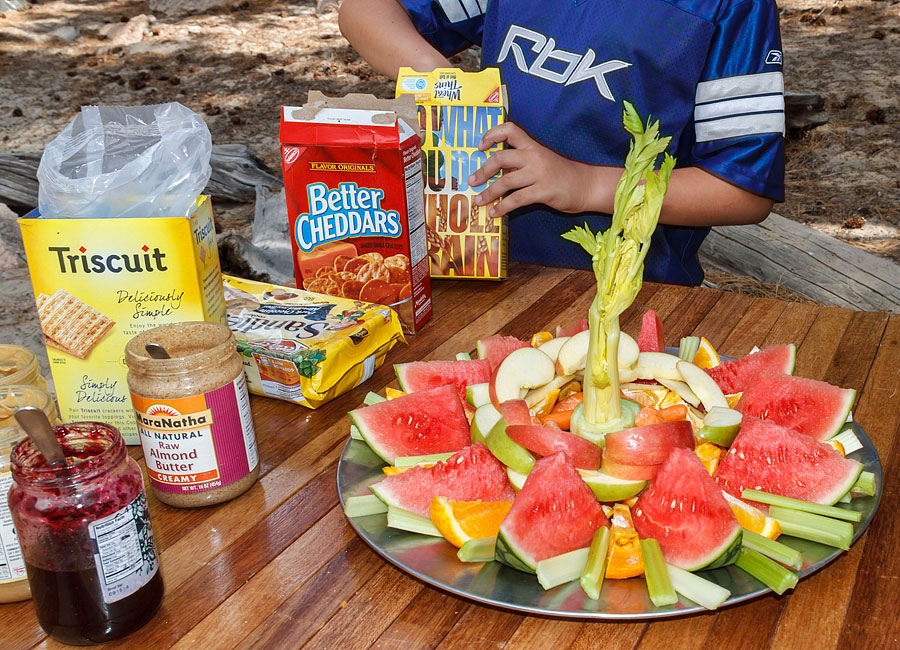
top-left (349, 385), bottom-right (470, 464)
top-left (737, 371), bottom-right (856, 441)
top-left (476, 334), bottom-right (529, 373)
top-left (632, 448), bottom-right (742, 571)
top-left (495, 452), bottom-right (608, 573)
top-left (637, 309), bottom-right (665, 353)
top-left (714, 416), bottom-right (863, 507)
top-left (705, 344), bottom-right (796, 395)
top-left (395, 358), bottom-right (492, 407)
top-left (370, 444), bottom-right (515, 517)
top-left (555, 319), bottom-right (589, 338)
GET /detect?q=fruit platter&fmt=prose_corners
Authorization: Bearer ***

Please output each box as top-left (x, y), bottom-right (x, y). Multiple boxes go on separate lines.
top-left (339, 106), bottom-right (883, 618)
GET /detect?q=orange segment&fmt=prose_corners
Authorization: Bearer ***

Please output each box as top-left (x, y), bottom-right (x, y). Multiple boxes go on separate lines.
top-left (429, 497), bottom-right (512, 548)
top-left (530, 331), bottom-right (553, 348)
top-left (725, 392), bottom-right (742, 409)
top-left (693, 337), bottom-right (721, 369)
top-left (829, 439), bottom-right (846, 457)
top-left (604, 504), bottom-right (644, 579)
top-left (534, 388), bottom-right (560, 417)
top-left (722, 492), bottom-right (782, 540)
top-left (385, 387), bottom-right (407, 400)
top-left (621, 385), bottom-right (668, 409)
top-left (694, 441), bottom-right (726, 475)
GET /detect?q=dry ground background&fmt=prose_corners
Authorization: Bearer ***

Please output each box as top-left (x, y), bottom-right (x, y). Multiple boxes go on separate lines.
top-left (0, 0), bottom-right (898, 359)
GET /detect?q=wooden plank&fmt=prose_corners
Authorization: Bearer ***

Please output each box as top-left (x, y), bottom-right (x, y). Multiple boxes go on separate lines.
top-left (433, 605), bottom-right (523, 649)
top-left (504, 618), bottom-right (584, 650)
top-left (700, 213), bottom-right (900, 313)
top-left (370, 589), bottom-right (470, 650)
top-left (716, 297), bottom-right (788, 358)
top-left (690, 291), bottom-right (756, 349)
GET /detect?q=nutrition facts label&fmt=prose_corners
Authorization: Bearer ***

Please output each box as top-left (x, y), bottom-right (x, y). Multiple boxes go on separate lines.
top-left (0, 474), bottom-right (26, 583)
top-left (404, 156), bottom-right (427, 265)
top-left (89, 491), bottom-right (159, 603)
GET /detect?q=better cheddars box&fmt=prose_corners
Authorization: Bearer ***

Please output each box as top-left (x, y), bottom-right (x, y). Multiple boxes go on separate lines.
top-left (19, 196), bottom-right (226, 444)
top-left (396, 68), bottom-right (508, 280)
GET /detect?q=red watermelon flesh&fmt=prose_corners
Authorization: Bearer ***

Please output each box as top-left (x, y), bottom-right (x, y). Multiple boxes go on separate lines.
top-left (714, 416), bottom-right (863, 508)
top-left (637, 310), bottom-right (665, 353)
top-left (633, 448), bottom-right (741, 571)
top-left (556, 319), bottom-right (589, 338)
top-left (705, 344), bottom-right (796, 395)
top-left (496, 451), bottom-right (608, 572)
top-left (476, 334), bottom-right (529, 373)
top-left (395, 358), bottom-right (491, 407)
top-left (506, 424), bottom-right (602, 469)
top-left (370, 444), bottom-right (515, 517)
top-left (737, 371), bottom-right (856, 441)
top-left (349, 384), bottom-right (470, 464)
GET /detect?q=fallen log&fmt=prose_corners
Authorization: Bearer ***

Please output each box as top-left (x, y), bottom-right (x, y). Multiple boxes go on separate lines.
top-left (699, 213), bottom-right (900, 313)
top-left (0, 144), bottom-right (281, 209)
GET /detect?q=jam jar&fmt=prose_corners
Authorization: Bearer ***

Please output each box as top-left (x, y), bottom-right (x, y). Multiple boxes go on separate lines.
top-left (0, 384), bottom-right (58, 603)
top-left (8, 422), bottom-right (164, 645)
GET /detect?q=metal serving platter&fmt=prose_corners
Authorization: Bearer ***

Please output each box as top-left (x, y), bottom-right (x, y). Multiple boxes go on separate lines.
top-left (336, 413), bottom-right (883, 620)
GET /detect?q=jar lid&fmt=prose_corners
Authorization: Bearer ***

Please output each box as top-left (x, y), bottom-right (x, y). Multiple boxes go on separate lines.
top-left (0, 345), bottom-right (39, 387)
top-left (0, 384), bottom-right (56, 454)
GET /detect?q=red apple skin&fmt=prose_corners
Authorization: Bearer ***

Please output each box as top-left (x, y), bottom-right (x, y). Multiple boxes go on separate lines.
top-left (601, 457), bottom-right (660, 481)
top-left (506, 424), bottom-right (601, 470)
top-left (603, 421), bottom-right (693, 467)
top-left (497, 400), bottom-right (534, 426)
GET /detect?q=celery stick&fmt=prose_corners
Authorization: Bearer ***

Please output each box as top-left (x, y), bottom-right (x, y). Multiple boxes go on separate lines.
top-left (536, 547), bottom-right (591, 590)
top-left (640, 539), bottom-right (678, 607)
top-left (666, 563), bottom-right (731, 610)
top-left (678, 337), bottom-right (700, 362)
top-left (852, 471), bottom-right (876, 497)
top-left (735, 548), bottom-right (798, 595)
top-left (580, 526), bottom-right (611, 600)
top-left (350, 425), bottom-right (364, 440)
top-left (394, 452), bottom-right (454, 467)
top-left (769, 506), bottom-right (853, 550)
top-left (456, 352), bottom-right (472, 361)
top-left (458, 537), bottom-right (497, 563)
top-left (831, 428), bottom-right (863, 455)
top-left (386, 506), bottom-right (442, 536)
top-left (837, 494), bottom-right (852, 504)
top-left (742, 489), bottom-right (862, 523)
top-left (363, 391), bottom-right (386, 406)
top-left (740, 529), bottom-right (803, 570)
top-left (343, 494), bottom-right (389, 517)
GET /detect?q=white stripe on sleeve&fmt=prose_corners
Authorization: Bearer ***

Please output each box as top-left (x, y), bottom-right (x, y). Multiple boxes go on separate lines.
top-left (459, 0), bottom-right (487, 18)
top-left (694, 94), bottom-right (785, 122)
top-left (695, 112), bottom-right (785, 142)
top-left (437, 0), bottom-right (468, 22)
top-left (695, 72), bottom-right (784, 104)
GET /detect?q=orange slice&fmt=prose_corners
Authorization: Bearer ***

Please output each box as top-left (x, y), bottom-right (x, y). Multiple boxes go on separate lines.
top-left (722, 492), bottom-right (782, 540)
top-left (829, 439), bottom-right (846, 457)
top-left (429, 497), bottom-right (512, 548)
top-left (534, 388), bottom-right (561, 417)
top-left (530, 331), bottom-right (553, 348)
top-left (694, 441), bottom-right (726, 476)
top-left (604, 504), bottom-right (644, 579)
top-left (725, 392), bottom-right (742, 409)
top-left (385, 387), bottom-right (407, 400)
top-left (693, 337), bottom-right (721, 369)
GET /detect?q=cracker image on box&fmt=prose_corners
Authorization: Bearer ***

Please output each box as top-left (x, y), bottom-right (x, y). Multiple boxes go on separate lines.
top-left (396, 68), bottom-right (508, 280)
top-left (36, 289), bottom-right (115, 359)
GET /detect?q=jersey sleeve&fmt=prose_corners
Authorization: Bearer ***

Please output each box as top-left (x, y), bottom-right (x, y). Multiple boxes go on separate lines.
top-left (688, 0), bottom-right (785, 200)
top-left (398, 0), bottom-right (486, 56)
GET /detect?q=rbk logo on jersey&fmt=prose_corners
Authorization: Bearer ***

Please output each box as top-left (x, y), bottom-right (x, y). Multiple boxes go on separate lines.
top-left (765, 50), bottom-right (783, 65)
top-left (497, 25), bottom-right (631, 101)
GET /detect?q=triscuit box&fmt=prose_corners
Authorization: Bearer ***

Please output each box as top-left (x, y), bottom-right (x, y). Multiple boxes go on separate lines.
top-left (18, 196), bottom-right (225, 444)
top-left (222, 275), bottom-right (405, 407)
top-left (396, 67), bottom-right (508, 280)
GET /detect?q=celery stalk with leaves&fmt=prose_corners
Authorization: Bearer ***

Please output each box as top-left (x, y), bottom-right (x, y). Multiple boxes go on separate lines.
top-left (564, 102), bottom-right (675, 437)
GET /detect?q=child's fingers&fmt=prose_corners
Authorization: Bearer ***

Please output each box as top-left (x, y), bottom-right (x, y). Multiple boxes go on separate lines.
top-left (468, 149), bottom-right (526, 187)
top-left (488, 185), bottom-right (540, 219)
top-left (478, 122), bottom-right (535, 151)
top-left (474, 169), bottom-right (530, 206)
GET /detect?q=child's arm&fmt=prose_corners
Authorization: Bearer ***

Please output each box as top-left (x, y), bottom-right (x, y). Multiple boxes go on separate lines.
top-left (338, 0), bottom-right (452, 79)
top-left (467, 122), bottom-right (774, 227)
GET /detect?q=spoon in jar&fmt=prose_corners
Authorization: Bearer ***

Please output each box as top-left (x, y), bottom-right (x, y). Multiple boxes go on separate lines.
top-left (14, 406), bottom-right (66, 468)
top-left (145, 343), bottom-right (171, 360)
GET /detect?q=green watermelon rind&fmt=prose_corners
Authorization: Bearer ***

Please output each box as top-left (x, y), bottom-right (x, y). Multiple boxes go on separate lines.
top-left (348, 410), bottom-right (396, 465)
top-left (694, 528), bottom-right (743, 571)
top-left (821, 457), bottom-right (864, 505)
top-left (495, 529), bottom-right (538, 574)
top-left (818, 388), bottom-right (857, 442)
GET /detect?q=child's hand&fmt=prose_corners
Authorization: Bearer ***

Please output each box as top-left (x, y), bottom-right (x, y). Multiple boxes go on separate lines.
top-left (467, 122), bottom-right (613, 219)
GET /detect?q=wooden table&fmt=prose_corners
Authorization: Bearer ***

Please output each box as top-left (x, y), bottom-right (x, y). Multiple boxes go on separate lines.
top-left (4, 263), bottom-right (898, 649)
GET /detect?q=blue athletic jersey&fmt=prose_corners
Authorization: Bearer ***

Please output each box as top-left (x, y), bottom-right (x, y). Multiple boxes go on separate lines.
top-left (400, 0), bottom-right (785, 284)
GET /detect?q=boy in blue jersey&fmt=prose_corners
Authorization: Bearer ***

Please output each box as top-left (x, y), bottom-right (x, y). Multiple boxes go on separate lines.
top-left (339, 0), bottom-right (785, 285)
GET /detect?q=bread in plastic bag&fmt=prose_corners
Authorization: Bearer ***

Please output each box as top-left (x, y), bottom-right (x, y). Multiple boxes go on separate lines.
top-left (37, 103), bottom-right (212, 219)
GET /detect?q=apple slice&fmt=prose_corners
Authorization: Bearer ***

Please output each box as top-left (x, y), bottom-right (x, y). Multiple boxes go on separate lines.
top-left (698, 406), bottom-right (742, 446)
top-left (537, 336), bottom-right (570, 363)
top-left (507, 467), bottom-right (529, 491)
top-left (676, 360), bottom-right (727, 411)
top-left (632, 352), bottom-right (683, 381)
top-left (524, 374), bottom-right (576, 409)
top-left (578, 469), bottom-right (647, 502)
top-left (484, 416), bottom-right (536, 474)
top-left (656, 378), bottom-right (701, 408)
top-left (555, 329), bottom-right (590, 375)
top-left (490, 347), bottom-right (555, 407)
top-left (465, 382), bottom-right (491, 408)
top-left (618, 331), bottom-right (640, 370)
top-left (470, 403), bottom-right (503, 443)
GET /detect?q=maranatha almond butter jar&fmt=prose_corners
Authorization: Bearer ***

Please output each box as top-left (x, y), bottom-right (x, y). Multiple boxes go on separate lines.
top-left (124, 322), bottom-right (259, 508)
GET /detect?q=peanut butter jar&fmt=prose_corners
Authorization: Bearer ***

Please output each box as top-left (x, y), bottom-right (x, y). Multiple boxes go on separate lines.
top-left (125, 322), bottom-right (259, 508)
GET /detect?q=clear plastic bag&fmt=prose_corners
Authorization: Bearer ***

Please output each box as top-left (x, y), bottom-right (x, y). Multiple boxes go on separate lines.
top-left (37, 103), bottom-right (212, 219)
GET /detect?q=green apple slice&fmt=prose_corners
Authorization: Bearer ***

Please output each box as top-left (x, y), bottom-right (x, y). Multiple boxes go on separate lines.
top-left (466, 382), bottom-right (491, 408)
top-left (578, 469), bottom-right (647, 502)
top-left (507, 467), bottom-right (529, 491)
top-left (537, 336), bottom-right (570, 363)
top-left (471, 403), bottom-right (502, 443)
top-left (491, 347), bottom-right (555, 405)
top-left (698, 406), bottom-right (742, 446)
top-left (676, 360), bottom-right (727, 411)
top-left (485, 417), bottom-right (535, 474)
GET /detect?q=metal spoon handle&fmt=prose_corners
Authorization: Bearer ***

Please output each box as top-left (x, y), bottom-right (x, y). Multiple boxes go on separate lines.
top-left (13, 406), bottom-right (66, 467)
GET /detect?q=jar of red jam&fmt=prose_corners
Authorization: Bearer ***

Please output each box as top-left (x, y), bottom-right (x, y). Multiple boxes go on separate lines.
top-left (8, 422), bottom-right (164, 645)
